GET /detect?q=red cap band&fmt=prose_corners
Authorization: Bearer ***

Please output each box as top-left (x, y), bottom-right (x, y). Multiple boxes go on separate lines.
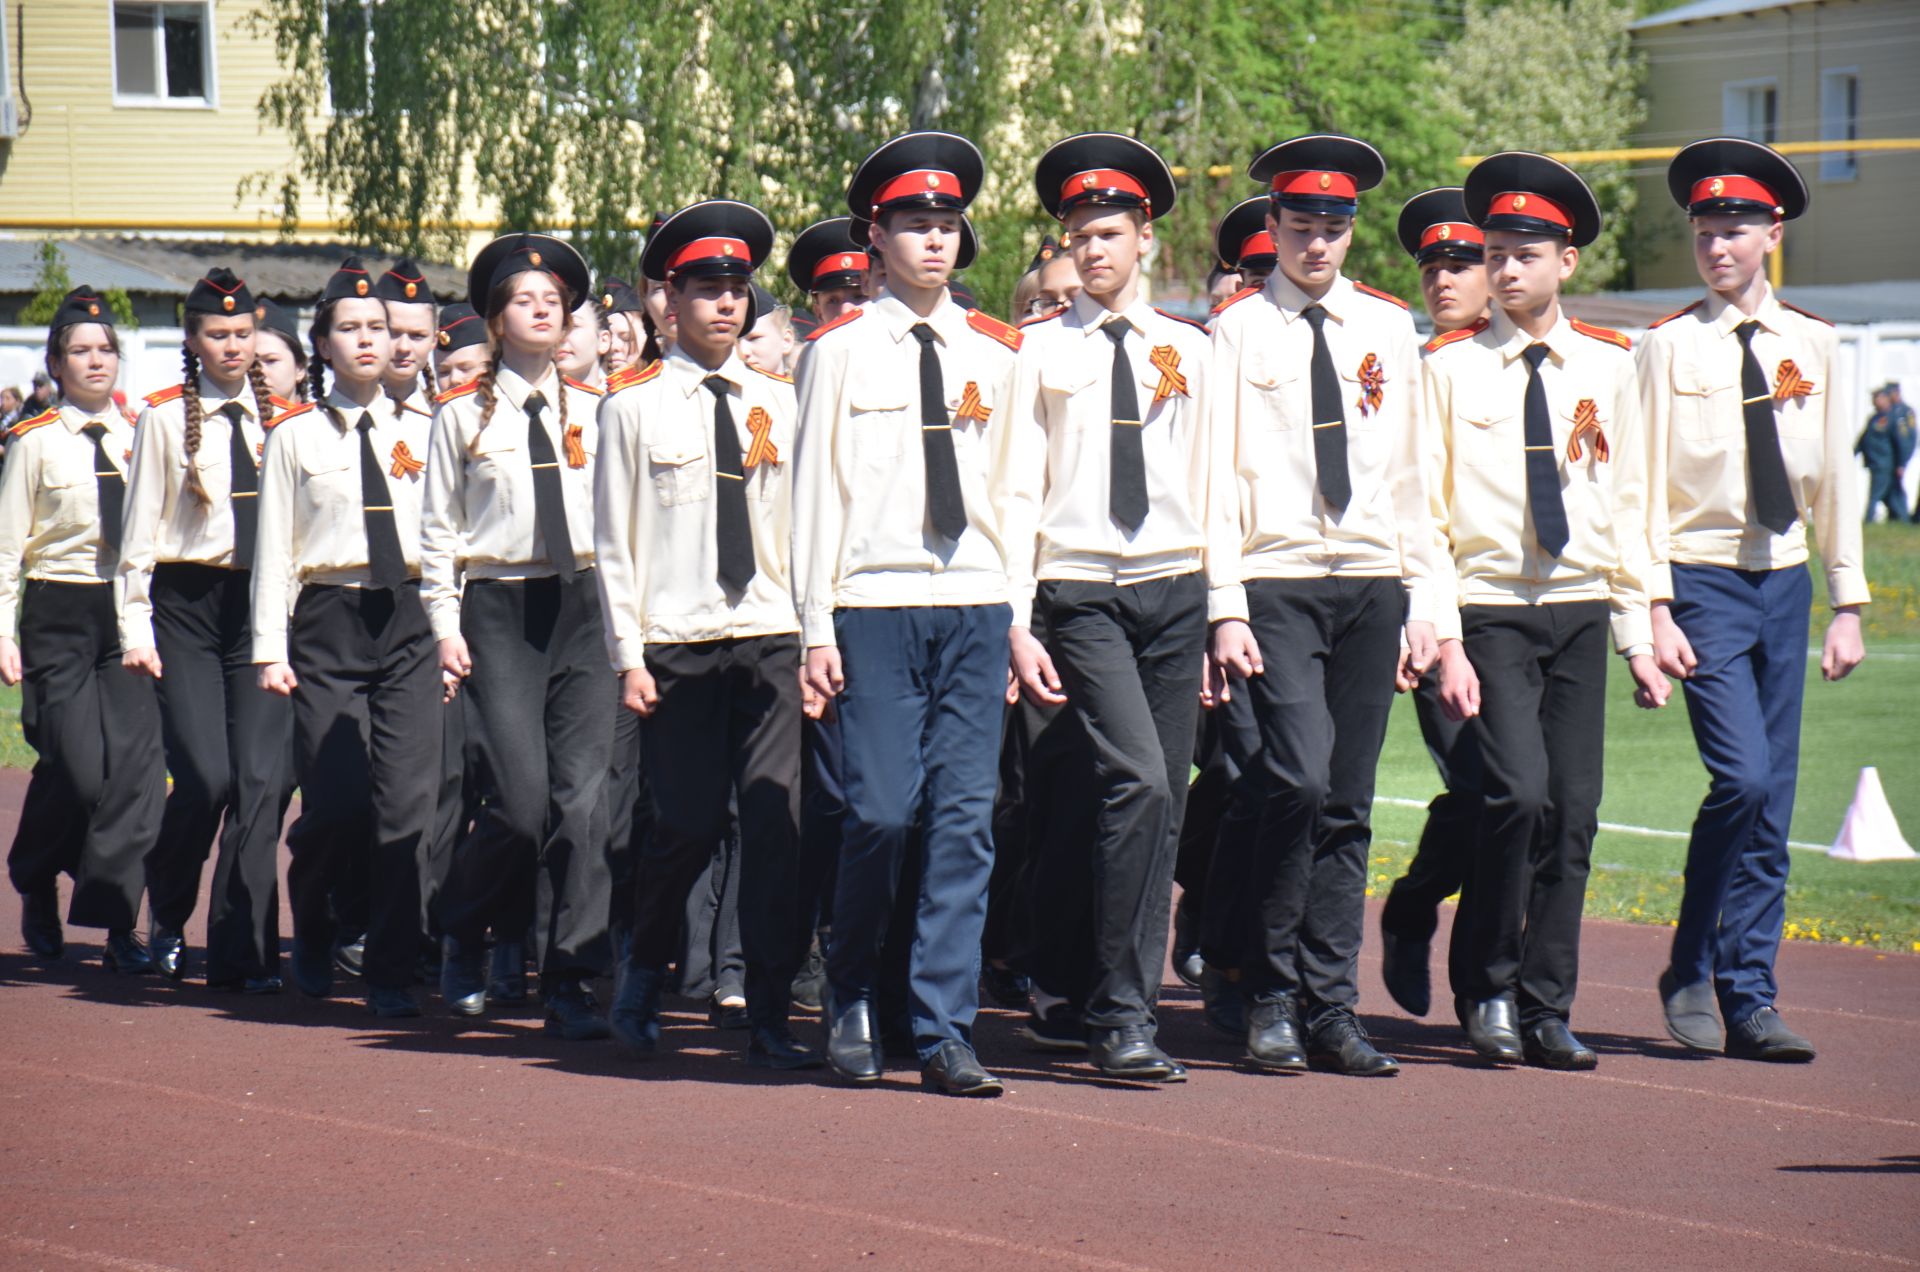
top-left (1419, 221), bottom-right (1486, 250)
top-left (1060, 168), bottom-right (1149, 206)
top-left (666, 237), bottom-right (751, 275)
top-left (812, 251), bottom-right (870, 282)
top-left (1238, 230), bottom-right (1277, 261)
top-left (872, 169), bottom-right (961, 210)
top-left (1488, 191), bottom-right (1571, 228)
top-left (1689, 174), bottom-right (1781, 212)
top-left (1271, 169), bottom-right (1359, 200)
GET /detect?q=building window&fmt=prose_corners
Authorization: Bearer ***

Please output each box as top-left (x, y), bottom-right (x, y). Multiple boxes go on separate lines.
top-left (1722, 79), bottom-right (1778, 144)
top-left (1821, 69), bottom-right (1860, 182)
top-left (112, 2), bottom-right (214, 106)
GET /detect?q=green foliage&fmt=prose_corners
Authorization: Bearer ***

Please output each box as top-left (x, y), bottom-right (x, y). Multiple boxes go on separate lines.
top-left (18, 240), bottom-right (73, 326)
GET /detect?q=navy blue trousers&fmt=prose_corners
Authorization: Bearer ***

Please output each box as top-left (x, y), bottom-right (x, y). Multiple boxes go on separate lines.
top-left (1667, 563), bottom-right (1811, 1025)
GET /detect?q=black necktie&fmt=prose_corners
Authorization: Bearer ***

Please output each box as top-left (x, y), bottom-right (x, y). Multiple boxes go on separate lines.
top-left (1102, 318), bottom-right (1148, 533)
top-left (1301, 305), bottom-right (1351, 511)
top-left (355, 411), bottom-right (408, 588)
top-left (82, 422), bottom-right (124, 558)
top-left (1521, 343), bottom-right (1570, 559)
top-left (703, 375), bottom-right (757, 593)
top-left (523, 392), bottom-right (576, 571)
top-left (1735, 320), bottom-right (1798, 535)
top-left (909, 323), bottom-right (969, 542)
top-left (222, 401), bottom-right (258, 570)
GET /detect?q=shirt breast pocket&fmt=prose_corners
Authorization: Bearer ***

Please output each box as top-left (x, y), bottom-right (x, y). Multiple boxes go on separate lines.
top-left (1242, 354), bottom-right (1304, 430)
top-left (848, 388), bottom-right (910, 462)
top-left (1773, 382), bottom-right (1823, 441)
top-left (468, 436), bottom-right (518, 515)
top-left (1456, 400), bottom-right (1515, 470)
top-left (1670, 361), bottom-right (1741, 441)
top-left (297, 452), bottom-right (358, 517)
top-left (1039, 363), bottom-right (1099, 432)
top-left (744, 415), bottom-right (792, 503)
top-left (649, 441), bottom-right (710, 508)
top-left (38, 453), bottom-right (97, 517)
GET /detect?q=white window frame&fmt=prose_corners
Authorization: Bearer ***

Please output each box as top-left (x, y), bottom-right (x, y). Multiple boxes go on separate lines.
top-left (1820, 67), bottom-right (1861, 183)
top-left (319, 0), bottom-right (375, 118)
top-left (110, 0), bottom-right (219, 110)
top-left (1721, 77), bottom-right (1779, 144)
top-left (1, 1), bottom-right (14, 107)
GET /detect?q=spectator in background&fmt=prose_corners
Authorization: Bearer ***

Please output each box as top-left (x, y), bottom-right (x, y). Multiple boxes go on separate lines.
top-left (1889, 383), bottom-right (1920, 524)
top-left (22, 371), bottom-right (56, 418)
top-left (0, 387), bottom-right (23, 431)
top-left (1858, 386), bottom-right (1913, 523)
top-left (1206, 264), bottom-right (1242, 311)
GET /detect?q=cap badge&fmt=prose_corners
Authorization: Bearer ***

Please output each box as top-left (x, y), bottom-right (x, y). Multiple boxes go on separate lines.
top-left (927, 173), bottom-right (941, 190)
top-left (722, 243), bottom-right (735, 257)
top-left (1513, 195), bottom-right (1528, 210)
top-left (404, 281), bottom-right (418, 299)
top-left (87, 302), bottom-right (100, 316)
top-left (529, 250), bottom-right (542, 266)
top-left (438, 331), bottom-right (451, 347)
top-left (355, 279), bottom-right (369, 296)
top-left (1082, 173), bottom-right (1097, 189)
top-left (1318, 173), bottom-right (1332, 190)
top-left (1437, 224), bottom-right (1451, 239)
top-left (222, 296), bottom-right (235, 312)
top-left (839, 254), bottom-right (853, 269)
top-left (1709, 178), bottom-right (1726, 197)
top-left (602, 292), bottom-right (613, 308)
top-left (254, 305), bottom-right (265, 320)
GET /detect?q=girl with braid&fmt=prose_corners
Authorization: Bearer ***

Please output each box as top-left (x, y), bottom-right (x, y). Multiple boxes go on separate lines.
top-left (121, 269), bottom-right (295, 989)
top-left (425, 234), bottom-right (614, 1041)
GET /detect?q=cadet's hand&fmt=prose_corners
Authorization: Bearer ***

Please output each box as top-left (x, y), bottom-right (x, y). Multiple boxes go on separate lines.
top-left (123, 646), bottom-right (164, 679)
top-left (1398, 620), bottom-right (1438, 693)
top-left (1651, 604), bottom-right (1697, 680)
top-left (804, 646), bottom-right (844, 701)
top-left (442, 669), bottom-right (461, 704)
top-left (799, 667), bottom-right (835, 721)
top-left (1010, 626), bottom-right (1066, 706)
top-left (259, 663), bottom-right (298, 696)
top-left (1628, 653), bottom-right (1670, 709)
top-left (0, 637), bottom-right (20, 687)
top-left (1207, 620), bottom-right (1262, 705)
top-left (1822, 607), bottom-right (1865, 682)
top-left (438, 635), bottom-right (473, 681)
top-left (621, 666), bottom-right (660, 717)
top-left (1006, 666), bottom-right (1020, 705)
top-left (1436, 640), bottom-right (1479, 722)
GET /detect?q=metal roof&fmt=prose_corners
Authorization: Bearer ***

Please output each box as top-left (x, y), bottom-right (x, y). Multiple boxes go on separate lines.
top-left (1631, 0), bottom-right (1800, 31)
top-left (0, 239), bottom-right (185, 294)
top-left (0, 236), bottom-right (468, 302)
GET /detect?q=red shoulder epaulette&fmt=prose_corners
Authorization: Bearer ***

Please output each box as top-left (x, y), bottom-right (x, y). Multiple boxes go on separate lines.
top-left (1570, 318), bottom-right (1632, 351)
top-left (1647, 300), bottom-right (1703, 330)
top-left (748, 363), bottom-right (793, 385)
top-left (606, 360), bottom-right (663, 394)
top-left (1353, 280), bottom-right (1409, 310)
top-left (1156, 307), bottom-right (1210, 334)
top-left (8, 407), bottom-right (58, 438)
top-left (435, 378), bottom-right (482, 406)
top-left (267, 402), bottom-right (315, 429)
top-left (564, 375), bottom-right (605, 397)
top-left (1018, 310), bottom-right (1063, 329)
top-left (143, 383), bottom-right (184, 408)
top-left (966, 308), bottom-right (1023, 351)
top-left (1422, 316), bottom-right (1489, 355)
top-left (1211, 286), bottom-right (1258, 315)
top-left (1780, 299), bottom-right (1833, 327)
top-left (805, 307), bottom-right (865, 342)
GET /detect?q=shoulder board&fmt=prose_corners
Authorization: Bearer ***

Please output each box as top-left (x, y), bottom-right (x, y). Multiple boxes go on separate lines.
top-left (266, 402), bottom-right (314, 429)
top-left (434, 378), bottom-right (482, 406)
top-left (1570, 318), bottom-right (1632, 351)
top-left (966, 308), bottom-right (1023, 351)
top-left (1155, 307), bottom-right (1210, 334)
top-left (1779, 299), bottom-right (1833, 327)
top-left (748, 363), bottom-right (793, 385)
top-left (1017, 310), bottom-right (1063, 330)
top-left (143, 383), bottom-right (184, 408)
top-left (1211, 286), bottom-right (1259, 316)
top-left (1422, 316), bottom-right (1489, 355)
top-left (1353, 280), bottom-right (1409, 310)
top-left (8, 407), bottom-right (59, 438)
top-left (1647, 300), bottom-right (1703, 330)
top-left (805, 307), bottom-right (865, 342)
top-left (564, 375), bottom-right (606, 397)
top-left (606, 360), bottom-right (663, 393)
top-left (268, 393), bottom-right (299, 414)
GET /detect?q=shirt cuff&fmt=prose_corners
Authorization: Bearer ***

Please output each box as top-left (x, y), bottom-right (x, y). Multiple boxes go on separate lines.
top-left (1621, 642), bottom-right (1653, 659)
top-left (253, 634), bottom-right (288, 665)
top-left (1206, 583), bottom-right (1249, 625)
top-left (613, 637), bottom-right (648, 674)
top-left (1645, 561), bottom-right (1675, 604)
top-left (801, 609), bottom-right (838, 648)
top-left (1610, 609), bottom-right (1653, 653)
top-left (1828, 566), bottom-right (1870, 609)
top-left (120, 611), bottom-right (156, 652)
top-left (428, 603), bottom-right (464, 643)
top-left (1434, 604), bottom-right (1464, 644)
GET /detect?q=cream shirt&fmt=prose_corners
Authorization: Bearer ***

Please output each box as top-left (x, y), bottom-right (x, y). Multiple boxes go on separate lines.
top-left (0, 403), bottom-right (133, 633)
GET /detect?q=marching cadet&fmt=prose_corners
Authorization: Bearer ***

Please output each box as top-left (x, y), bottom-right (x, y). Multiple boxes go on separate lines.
top-left (433, 303), bottom-right (491, 389)
top-left (427, 234), bottom-right (614, 1040)
top-left (378, 259), bottom-right (440, 402)
top-left (1376, 188), bottom-right (1491, 1019)
top-left (121, 269), bottom-right (294, 989)
top-left (253, 258), bottom-right (441, 1018)
top-left (598, 278), bottom-right (648, 375)
top-left (1425, 153), bottom-right (1668, 1070)
top-left (1214, 196), bottom-right (1278, 294)
top-left (740, 283), bottom-right (799, 378)
top-left (794, 131), bottom-right (1020, 1097)
top-left (557, 286), bottom-right (610, 388)
top-left (995, 133), bottom-right (1233, 1081)
top-left (252, 297), bottom-right (308, 403)
top-left (594, 200), bottom-right (818, 1070)
top-left (3, 287), bottom-right (165, 970)
top-left (1643, 139), bottom-right (1865, 1063)
top-left (787, 217), bottom-right (871, 328)
top-left (1208, 135), bottom-right (1441, 1078)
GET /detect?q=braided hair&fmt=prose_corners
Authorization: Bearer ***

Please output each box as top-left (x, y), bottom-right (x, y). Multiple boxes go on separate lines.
top-left (180, 338), bottom-right (211, 506)
top-left (307, 298), bottom-right (347, 432)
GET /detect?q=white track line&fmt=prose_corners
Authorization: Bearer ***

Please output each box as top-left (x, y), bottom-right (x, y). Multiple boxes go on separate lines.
top-left (0, 1236), bottom-right (190, 1272)
top-left (1373, 795), bottom-right (1831, 852)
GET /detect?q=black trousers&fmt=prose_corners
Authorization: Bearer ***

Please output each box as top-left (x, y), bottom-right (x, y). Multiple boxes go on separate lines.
top-left (677, 810), bottom-right (746, 1001)
top-left (1458, 601), bottom-right (1608, 1025)
top-left (284, 582), bottom-right (442, 990)
top-left (1243, 576), bottom-right (1403, 1016)
top-left (604, 699), bottom-right (647, 954)
top-left (1380, 672), bottom-right (1485, 995)
top-left (1185, 688), bottom-right (1263, 973)
top-left (437, 574), bottom-right (614, 980)
top-left (142, 564), bottom-right (295, 977)
top-left (633, 634), bottom-right (804, 1027)
top-left (421, 690), bottom-right (475, 939)
top-left (1036, 573), bottom-right (1207, 1030)
top-left (6, 581), bottom-right (165, 929)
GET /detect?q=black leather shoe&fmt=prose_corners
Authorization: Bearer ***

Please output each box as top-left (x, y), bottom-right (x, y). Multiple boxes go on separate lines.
top-left (1523, 1018), bottom-right (1598, 1070)
top-left (1245, 999), bottom-right (1308, 1072)
top-left (1462, 995), bottom-right (1523, 1064)
top-left (921, 1040), bottom-right (1004, 1097)
top-left (610, 964), bottom-right (662, 1057)
top-left (150, 924), bottom-right (187, 981)
top-left (440, 937), bottom-right (488, 1017)
top-left (1378, 926), bottom-right (1431, 1018)
top-left (1171, 891), bottom-right (1205, 989)
top-left (791, 940), bottom-right (826, 1013)
top-left (102, 929), bottom-right (154, 974)
top-left (20, 887), bottom-right (63, 958)
top-left (209, 974), bottom-right (284, 995)
top-left (489, 939), bottom-right (528, 1003)
top-left (1201, 966), bottom-right (1246, 1038)
top-left (1725, 1007), bottom-right (1815, 1063)
top-left (826, 996), bottom-right (883, 1084)
top-left (747, 1024), bottom-right (825, 1070)
top-left (708, 995), bottom-right (751, 1030)
top-left (1089, 1023), bottom-right (1180, 1082)
top-left (332, 934), bottom-right (366, 979)
top-left (1022, 999), bottom-right (1089, 1051)
top-left (1308, 1012), bottom-right (1400, 1077)
top-left (544, 979), bottom-right (611, 1041)
top-left (290, 938), bottom-right (334, 998)
top-left (982, 963), bottom-right (1032, 1012)
top-left (1658, 967), bottom-right (1723, 1052)
top-left (367, 985), bottom-right (421, 1017)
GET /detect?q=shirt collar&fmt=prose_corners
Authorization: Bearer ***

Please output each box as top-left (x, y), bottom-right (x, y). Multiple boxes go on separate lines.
top-left (386, 385), bottom-right (432, 418)
top-left (196, 374), bottom-right (256, 421)
top-left (1070, 290), bottom-right (1155, 339)
top-left (1488, 306), bottom-right (1573, 365)
top-left (872, 288), bottom-right (963, 346)
top-left (494, 363), bottom-right (559, 414)
top-left (1266, 270), bottom-right (1352, 324)
top-left (1703, 282), bottom-right (1784, 338)
top-left (57, 401), bottom-right (119, 433)
top-left (666, 346), bottom-right (747, 398)
top-left (325, 387), bottom-right (386, 426)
